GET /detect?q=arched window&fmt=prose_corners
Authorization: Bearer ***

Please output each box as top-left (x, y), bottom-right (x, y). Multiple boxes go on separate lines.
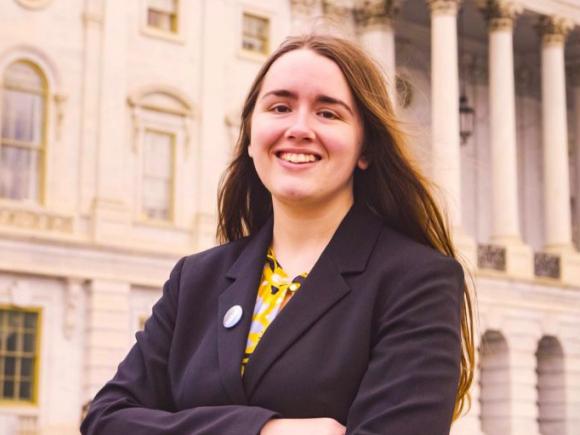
top-left (536, 336), bottom-right (565, 435)
top-left (0, 61), bottom-right (47, 202)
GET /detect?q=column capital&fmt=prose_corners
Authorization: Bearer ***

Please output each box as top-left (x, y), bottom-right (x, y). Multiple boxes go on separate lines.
top-left (537, 16), bottom-right (574, 46)
top-left (354, 0), bottom-right (402, 29)
top-left (290, 0), bottom-right (320, 16)
top-left (427, 0), bottom-right (462, 16)
top-left (322, 0), bottom-right (352, 20)
top-left (477, 0), bottom-right (523, 31)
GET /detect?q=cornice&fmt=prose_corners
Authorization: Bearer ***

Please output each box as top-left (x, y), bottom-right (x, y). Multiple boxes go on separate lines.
top-left (322, 0), bottom-right (352, 19)
top-left (290, 0), bottom-right (321, 16)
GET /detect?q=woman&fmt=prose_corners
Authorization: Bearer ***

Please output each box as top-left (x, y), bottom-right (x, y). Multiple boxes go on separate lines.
top-left (81, 34), bottom-right (475, 435)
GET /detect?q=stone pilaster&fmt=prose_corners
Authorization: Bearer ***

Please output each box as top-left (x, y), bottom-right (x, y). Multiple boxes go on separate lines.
top-left (83, 279), bottom-right (131, 402)
top-left (505, 324), bottom-right (542, 435)
top-left (571, 67), bottom-right (580, 250)
top-left (354, 0), bottom-right (402, 102)
top-left (478, 1), bottom-right (532, 278)
top-left (427, 0), bottom-right (476, 267)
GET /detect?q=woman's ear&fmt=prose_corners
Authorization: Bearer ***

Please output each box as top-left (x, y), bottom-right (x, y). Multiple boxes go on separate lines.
top-left (357, 155), bottom-right (369, 170)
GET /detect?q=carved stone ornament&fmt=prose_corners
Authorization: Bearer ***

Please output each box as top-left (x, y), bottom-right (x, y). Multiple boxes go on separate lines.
top-left (537, 16), bottom-right (574, 46)
top-left (427, 0), bottom-right (462, 16)
top-left (477, 0), bottom-right (523, 31)
top-left (290, 0), bottom-right (320, 16)
top-left (477, 244), bottom-right (507, 271)
top-left (0, 206), bottom-right (74, 233)
top-left (354, 0), bottom-right (402, 28)
top-left (534, 252), bottom-right (561, 279)
top-left (64, 279), bottom-right (83, 340)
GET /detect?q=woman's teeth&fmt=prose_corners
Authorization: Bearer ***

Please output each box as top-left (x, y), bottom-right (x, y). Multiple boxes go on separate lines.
top-left (279, 152), bottom-right (318, 163)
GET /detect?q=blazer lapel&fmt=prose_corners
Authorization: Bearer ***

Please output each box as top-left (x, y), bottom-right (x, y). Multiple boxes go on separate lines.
top-left (242, 203), bottom-right (383, 399)
top-left (217, 219), bottom-right (273, 405)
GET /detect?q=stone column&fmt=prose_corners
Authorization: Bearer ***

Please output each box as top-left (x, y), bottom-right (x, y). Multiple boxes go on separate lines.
top-left (538, 16), bottom-right (580, 284)
top-left (427, 0), bottom-right (476, 267)
top-left (354, 0), bottom-right (401, 106)
top-left (478, 0), bottom-right (533, 278)
top-left (539, 16), bottom-right (574, 251)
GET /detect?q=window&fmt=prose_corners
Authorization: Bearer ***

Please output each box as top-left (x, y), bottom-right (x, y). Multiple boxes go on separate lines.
top-left (147, 0), bottom-right (178, 33)
top-left (242, 13), bottom-right (270, 55)
top-left (142, 129), bottom-right (174, 221)
top-left (0, 308), bottom-right (40, 403)
top-left (0, 61), bottom-right (47, 202)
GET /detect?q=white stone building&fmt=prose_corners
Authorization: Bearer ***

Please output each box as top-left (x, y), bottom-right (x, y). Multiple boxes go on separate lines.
top-left (0, 0), bottom-right (579, 434)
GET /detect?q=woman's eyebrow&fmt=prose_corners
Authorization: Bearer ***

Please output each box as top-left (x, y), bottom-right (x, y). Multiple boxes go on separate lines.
top-left (260, 89), bottom-right (354, 115)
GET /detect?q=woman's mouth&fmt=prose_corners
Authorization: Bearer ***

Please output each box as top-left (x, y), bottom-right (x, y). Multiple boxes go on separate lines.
top-left (276, 152), bottom-right (321, 164)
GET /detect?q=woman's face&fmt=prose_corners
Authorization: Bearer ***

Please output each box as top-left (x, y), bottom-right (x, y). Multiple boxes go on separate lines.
top-left (249, 49), bottom-right (367, 210)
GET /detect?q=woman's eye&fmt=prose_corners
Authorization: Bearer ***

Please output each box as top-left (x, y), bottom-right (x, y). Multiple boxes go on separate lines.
top-left (271, 104), bottom-right (290, 113)
top-left (319, 110), bottom-right (339, 120)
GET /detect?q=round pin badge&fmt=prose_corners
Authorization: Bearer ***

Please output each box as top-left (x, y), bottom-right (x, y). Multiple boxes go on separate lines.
top-left (223, 305), bottom-right (243, 328)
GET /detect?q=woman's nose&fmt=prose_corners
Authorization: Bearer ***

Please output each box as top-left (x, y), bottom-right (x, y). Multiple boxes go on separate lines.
top-left (285, 111), bottom-right (315, 142)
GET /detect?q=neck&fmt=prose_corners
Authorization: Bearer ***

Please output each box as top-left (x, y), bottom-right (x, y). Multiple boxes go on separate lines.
top-left (270, 195), bottom-right (353, 275)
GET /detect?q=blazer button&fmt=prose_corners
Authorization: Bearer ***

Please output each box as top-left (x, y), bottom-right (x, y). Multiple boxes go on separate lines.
top-left (223, 305), bottom-right (243, 328)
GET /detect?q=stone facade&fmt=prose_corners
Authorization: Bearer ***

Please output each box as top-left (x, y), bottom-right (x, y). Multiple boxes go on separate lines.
top-left (0, 0), bottom-right (579, 434)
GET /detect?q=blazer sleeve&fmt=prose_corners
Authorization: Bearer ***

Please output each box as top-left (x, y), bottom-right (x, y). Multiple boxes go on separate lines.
top-left (80, 257), bottom-right (279, 435)
top-left (345, 256), bottom-right (464, 435)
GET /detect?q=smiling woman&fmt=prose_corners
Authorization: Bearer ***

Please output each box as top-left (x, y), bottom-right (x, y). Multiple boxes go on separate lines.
top-left (81, 34), bottom-right (475, 435)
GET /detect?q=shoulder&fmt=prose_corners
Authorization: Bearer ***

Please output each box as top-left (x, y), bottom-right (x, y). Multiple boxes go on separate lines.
top-left (178, 237), bottom-right (249, 281)
top-left (369, 223), bottom-right (464, 287)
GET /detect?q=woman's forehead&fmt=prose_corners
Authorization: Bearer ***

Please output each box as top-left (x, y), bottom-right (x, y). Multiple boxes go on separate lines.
top-left (260, 49), bottom-right (353, 100)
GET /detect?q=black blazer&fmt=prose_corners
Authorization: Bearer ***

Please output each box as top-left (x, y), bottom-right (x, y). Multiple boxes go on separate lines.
top-left (81, 204), bottom-right (464, 435)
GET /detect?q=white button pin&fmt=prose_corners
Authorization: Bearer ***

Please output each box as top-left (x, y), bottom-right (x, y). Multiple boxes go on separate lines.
top-left (223, 305), bottom-right (243, 328)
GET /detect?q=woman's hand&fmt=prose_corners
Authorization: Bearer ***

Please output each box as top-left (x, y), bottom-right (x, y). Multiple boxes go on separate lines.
top-left (260, 417), bottom-right (346, 435)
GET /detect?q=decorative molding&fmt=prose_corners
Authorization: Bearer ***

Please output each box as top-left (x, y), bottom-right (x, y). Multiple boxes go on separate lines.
top-left (537, 16), bottom-right (574, 46)
top-left (426, 0), bottom-right (461, 16)
top-left (15, 0), bottom-right (53, 10)
top-left (478, 244), bottom-right (507, 271)
top-left (0, 205), bottom-right (74, 233)
top-left (354, 0), bottom-right (401, 29)
top-left (534, 252), bottom-right (561, 279)
top-left (477, 0), bottom-right (523, 31)
top-left (290, 0), bottom-right (320, 16)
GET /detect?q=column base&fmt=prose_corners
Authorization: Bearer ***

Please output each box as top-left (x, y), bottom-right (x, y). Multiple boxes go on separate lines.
top-left (538, 245), bottom-right (580, 285)
top-left (491, 237), bottom-right (534, 279)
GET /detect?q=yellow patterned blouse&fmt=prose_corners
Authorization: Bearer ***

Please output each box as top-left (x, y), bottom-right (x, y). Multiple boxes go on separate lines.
top-left (241, 247), bottom-right (308, 375)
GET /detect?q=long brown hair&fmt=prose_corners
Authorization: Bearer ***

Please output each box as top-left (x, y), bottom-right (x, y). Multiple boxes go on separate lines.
top-left (217, 34), bottom-right (475, 419)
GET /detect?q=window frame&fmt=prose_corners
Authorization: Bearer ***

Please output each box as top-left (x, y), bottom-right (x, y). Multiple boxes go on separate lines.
top-left (0, 306), bottom-right (42, 407)
top-left (0, 60), bottom-right (48, 205)
top-left (240, 11), bottom-right (271, 60)
top-left (141, 0), bottom-right (184, 43)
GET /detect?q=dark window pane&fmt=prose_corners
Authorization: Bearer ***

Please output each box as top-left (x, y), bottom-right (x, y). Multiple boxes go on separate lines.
top-left (24, 313), bottom-right (36, 329)
top-left (4, 357), bottom-right (15, 376)
top-left (0, 145), bottom-right (40, 201)
top-left (23, 333), bottom-right (35, 353)
top-left (3, 380), bottom-right (14, 398)
top-left (6, 332), bottom-right (17, 352)
top-left (19, 381), bottom-right (31, 400)
top-left (21, 358), bottom-right (33, 377)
